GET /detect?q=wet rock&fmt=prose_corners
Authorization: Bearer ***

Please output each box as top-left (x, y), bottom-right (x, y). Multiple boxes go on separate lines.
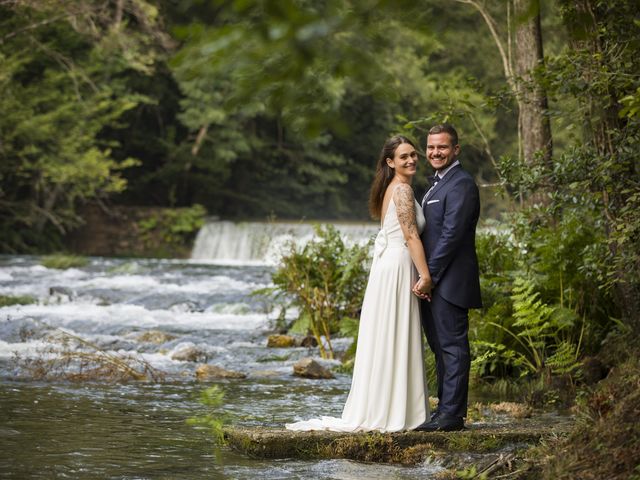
top-left (293, 358), bottom-right (334, 379)
top-left (136, 330), bottom-right (176, 344)
top-left (489, 402), bottom-right (533, 419)
top-left (267, 334), bottom-right (296, 348)
top-left (171, 345), bottom-right (208, 362)
top-left (49, 286), bottom-right (75, 301)
top-left (169, 301), bottom-right (203, 313)
top-left (195, 364), bottom-right (246, 380)
top-left (297, 336), bottom-right (318, 348)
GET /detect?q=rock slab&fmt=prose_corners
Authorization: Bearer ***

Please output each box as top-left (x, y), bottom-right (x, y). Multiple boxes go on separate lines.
top-left (223, 422), bottom-right (571, 464)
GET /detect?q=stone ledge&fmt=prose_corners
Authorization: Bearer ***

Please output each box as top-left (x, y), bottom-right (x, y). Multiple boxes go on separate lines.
top-left (223, 422), bottom-right (571, 464)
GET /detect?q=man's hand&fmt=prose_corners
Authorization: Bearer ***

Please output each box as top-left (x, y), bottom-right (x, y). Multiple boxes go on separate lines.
top-left (412, 276), bottom-right (432, 301)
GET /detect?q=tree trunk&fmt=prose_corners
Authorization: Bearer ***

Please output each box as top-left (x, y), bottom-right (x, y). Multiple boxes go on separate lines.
top-left (114, 0), bottom-right (125, 28)
top-left (513, 0), bottom-right (552, 169)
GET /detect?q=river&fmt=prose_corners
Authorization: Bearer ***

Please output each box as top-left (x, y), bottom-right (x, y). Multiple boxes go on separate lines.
top-left (0, 252), bottom-right (449, 479)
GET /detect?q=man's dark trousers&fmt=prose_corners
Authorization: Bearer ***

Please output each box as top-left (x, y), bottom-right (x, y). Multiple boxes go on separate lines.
top-left (421, 292), bottom-right (470, 418)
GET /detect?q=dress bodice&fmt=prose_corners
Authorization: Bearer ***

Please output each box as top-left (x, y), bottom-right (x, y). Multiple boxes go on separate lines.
top-left (374, 196), bottom-right (425, 257)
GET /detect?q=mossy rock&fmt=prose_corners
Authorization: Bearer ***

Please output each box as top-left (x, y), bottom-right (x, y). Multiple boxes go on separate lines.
top-left (223, 421), bottom-right (571, 464)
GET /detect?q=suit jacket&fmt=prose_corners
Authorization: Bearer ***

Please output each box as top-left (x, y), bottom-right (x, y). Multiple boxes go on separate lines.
top-left (421, 164), bottom-right (482, 309)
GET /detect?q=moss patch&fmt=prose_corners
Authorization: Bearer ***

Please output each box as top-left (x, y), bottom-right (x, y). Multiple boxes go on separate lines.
top-left (223, 421), bottom-right (570, 465)
top-left (41, 254), bottom-right (88, 269)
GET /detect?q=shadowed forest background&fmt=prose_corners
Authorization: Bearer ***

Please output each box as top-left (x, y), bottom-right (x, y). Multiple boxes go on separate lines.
top-left (1, 1), bottom-right (639, 477)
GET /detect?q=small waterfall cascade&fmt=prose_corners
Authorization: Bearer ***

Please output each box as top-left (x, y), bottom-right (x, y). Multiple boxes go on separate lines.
top-left (190, 220), bottom-right (379, 263)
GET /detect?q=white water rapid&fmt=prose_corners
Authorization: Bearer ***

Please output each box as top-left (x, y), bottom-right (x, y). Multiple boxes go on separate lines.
top-left (190, 220), bottom-right (379, 264)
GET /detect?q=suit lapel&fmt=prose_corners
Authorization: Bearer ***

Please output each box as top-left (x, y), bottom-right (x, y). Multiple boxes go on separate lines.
top-left (425, 165), bottom-right (461, 202)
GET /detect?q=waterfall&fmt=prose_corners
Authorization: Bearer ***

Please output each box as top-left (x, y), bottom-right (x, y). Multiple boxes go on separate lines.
top-left (190, 220), bottom-right (379, 264)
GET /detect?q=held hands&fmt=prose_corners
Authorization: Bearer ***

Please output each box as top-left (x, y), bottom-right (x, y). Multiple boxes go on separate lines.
top-left (412, 276), bottom-right (432, 301)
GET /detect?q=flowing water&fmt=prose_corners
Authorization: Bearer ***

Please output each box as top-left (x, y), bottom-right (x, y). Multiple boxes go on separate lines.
top-left (0, 222), bottom-right (564, 479)
top-left (0, 226), bottom-right (447, 479)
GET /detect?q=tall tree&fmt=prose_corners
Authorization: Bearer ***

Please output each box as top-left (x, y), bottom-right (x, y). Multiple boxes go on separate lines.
top-left (513, 0), bottom-right (552, 168)
top-left (455, 0), bottom-right (553, 192)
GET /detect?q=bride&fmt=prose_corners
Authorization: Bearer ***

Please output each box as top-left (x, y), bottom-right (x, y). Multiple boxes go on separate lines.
top-left (286, 135), bottom-right (432, 432)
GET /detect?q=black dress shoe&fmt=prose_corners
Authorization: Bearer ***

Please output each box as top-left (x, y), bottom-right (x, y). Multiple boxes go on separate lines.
top-left (430, 409), bottom-right (440, 421)
top-left (414, 414), bottom-right (464, 432)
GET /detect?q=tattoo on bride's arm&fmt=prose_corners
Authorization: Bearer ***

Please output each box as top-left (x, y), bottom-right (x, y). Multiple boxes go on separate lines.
top-left (395, 185), bottom-right (419, 238)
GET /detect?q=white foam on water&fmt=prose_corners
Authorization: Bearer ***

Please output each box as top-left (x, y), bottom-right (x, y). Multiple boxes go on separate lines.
top-left (0, 302), bottom-right (269, 332)
top-left (70, 274), bottom-right (258, 294)
top-left (186, 258), bottom-right (271, 267)
top-left (167, 341), bottom-right (228, 359)
top-left (81, 274), bottom-right (161, 291)
top-left (0, 338), bottom-right (53, 359)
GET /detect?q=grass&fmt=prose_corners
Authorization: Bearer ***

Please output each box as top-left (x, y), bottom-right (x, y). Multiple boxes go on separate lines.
top-left (41, 254), bottom-right (88, 269)
top-left (0, 295), bottom-right (36, 307)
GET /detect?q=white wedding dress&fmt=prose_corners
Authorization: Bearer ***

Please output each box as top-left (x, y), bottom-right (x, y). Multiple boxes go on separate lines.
top-left (286, 192), bottom-right (429, 432)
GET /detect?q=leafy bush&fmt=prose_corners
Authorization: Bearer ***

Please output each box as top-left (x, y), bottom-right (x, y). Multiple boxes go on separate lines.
top-left (137, 204), bottom-right (207, 257)
top-left (262, 224), bottom-right (372, 359)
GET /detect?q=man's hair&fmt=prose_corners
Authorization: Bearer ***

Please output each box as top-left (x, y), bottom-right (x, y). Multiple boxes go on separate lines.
top-left (428, 124), bottom-right (459, 146)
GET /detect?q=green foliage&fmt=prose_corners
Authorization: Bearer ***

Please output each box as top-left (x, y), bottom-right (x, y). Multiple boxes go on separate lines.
top-left (186, 385), bottom-right (228, 445)
top-left (0, 295), bottom-right (37, 307)
top-left (0, 1), bottom-right (166, 252)
top-left (508, 277), bottom-right (580, 376)
top-left (137, 205), bottom-right (206, 257)
top-left (41, 254), bottom-right (88, 270)
top-left (471, 221), bottom-right (598, 384)
top-left (165, 0), bottom-right (505, 220)
top-left (264, 224), bottom-right (371, 359)
top-left (456, 465), bottom-right (488, 480)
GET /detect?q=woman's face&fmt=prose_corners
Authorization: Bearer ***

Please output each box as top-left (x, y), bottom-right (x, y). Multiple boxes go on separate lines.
top-left (386, 142), bottom-right (418, 178)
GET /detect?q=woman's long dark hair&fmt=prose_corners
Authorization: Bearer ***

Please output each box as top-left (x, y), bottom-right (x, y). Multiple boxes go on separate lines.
top-left (368, 135), bottom-right (417, 219)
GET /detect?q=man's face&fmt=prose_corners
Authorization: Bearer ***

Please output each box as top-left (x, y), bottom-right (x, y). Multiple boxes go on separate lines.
top-left (426, 132), bottom-right (460, 172)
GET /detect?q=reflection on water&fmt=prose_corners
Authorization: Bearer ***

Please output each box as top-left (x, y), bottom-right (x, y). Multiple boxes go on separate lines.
top-left (0, 255), bottom-right (447, 479)
top-left (0, 382), bottom-right (216, 478)
top-left (0, 381), bottom-right (443, 479)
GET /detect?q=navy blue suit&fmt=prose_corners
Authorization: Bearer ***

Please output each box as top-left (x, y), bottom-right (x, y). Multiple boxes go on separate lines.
top-left (420, 164), bottom-right (481, 418)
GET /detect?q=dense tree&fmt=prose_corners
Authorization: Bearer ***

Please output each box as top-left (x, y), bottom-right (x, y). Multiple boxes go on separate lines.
top-left (0, 0), bottom-right (171, 251)
top-left (550, 0), bottom-right (640, 333)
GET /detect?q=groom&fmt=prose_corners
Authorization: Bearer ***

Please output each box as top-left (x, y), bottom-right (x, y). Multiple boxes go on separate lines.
top-left (413, 124), bottom-right (482, 432)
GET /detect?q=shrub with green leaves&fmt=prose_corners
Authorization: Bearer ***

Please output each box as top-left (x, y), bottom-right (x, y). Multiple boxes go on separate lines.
top-left (137, 205), bottom-right (207, 257)
top-left (262, 224), bottom-right (371, 359)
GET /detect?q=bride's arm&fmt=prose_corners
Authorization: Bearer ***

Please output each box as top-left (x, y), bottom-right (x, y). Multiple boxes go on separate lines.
top-left (394, 184), bottom-right (432, 294)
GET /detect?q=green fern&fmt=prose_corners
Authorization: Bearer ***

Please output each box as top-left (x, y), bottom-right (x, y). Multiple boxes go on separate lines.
top-left (546, 341), bottom-right (581, 375)
top-left (487, 277), bottom-right (583, 378)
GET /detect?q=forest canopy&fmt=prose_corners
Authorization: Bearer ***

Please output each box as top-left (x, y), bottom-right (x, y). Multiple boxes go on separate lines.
top-left (1, 1), bottom-right (638, 289)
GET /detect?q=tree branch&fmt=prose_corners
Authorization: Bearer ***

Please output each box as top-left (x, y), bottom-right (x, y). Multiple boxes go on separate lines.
top-left (455, 0), bottom-right (515, 88)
